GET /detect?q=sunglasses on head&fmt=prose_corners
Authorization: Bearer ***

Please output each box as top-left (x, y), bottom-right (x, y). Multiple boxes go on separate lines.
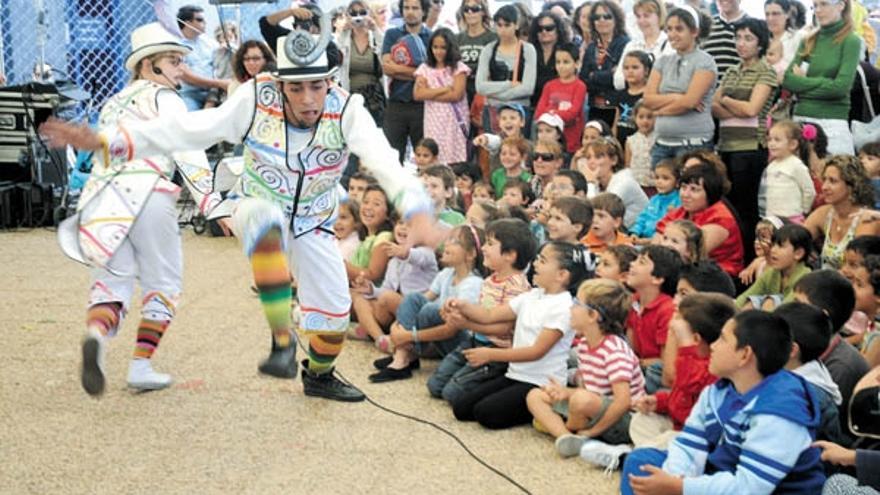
top-left (349, 9), bottom-right (368, 16)
top-left (591, 13), bottom-right (614, 21)
top-left (538, 24), bottom-right (556, 32)
top-left (534, 152), bottom-right (558, 161)
top-left (463, 5), bottom-right (483, 13)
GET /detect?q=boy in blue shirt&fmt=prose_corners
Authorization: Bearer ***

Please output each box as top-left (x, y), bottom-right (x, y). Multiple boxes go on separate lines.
top-left (622, 310), bottom-right (826, 495)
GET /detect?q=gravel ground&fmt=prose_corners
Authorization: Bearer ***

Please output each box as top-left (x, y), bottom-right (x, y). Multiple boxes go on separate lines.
top-left (1, 229), bottom-right (620, 494)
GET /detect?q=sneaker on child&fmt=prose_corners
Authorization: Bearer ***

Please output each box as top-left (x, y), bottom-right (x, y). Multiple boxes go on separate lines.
top-left (579, 439), bottom-right (632, 475)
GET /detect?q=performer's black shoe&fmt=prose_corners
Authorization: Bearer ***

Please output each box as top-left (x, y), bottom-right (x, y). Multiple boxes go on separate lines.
top-left (301, 360), bottom-right (365, 402)
top-left (258, 344), bottom-right (298, 378)
top-left (81, 329), bottom-right (106, 397)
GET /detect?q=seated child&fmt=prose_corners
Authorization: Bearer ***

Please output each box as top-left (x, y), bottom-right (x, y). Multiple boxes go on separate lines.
top-left (335, 199), bottom-right (363, 262)
top-left (736, 223), bottom-right (813, 310)
top-left (739, 216), bottom-right (782, 286)
top-left (490, 136), bottom-right (532, 200)
top-left (530, 140), bottom-right (565, 201)
top-left (842, 255), bottom-right (880, 368)
top-left (622, 311), bottom-right (827, 495)
top-left (472, 180), bottom-right (494, 203)
top-left (427, 219), bottom-right (535, 403)
top-left (581, 193), bottom-right (632, 254)
top-left (550, 169), bottom-right (588, 199)
top-left (630, 159), bottom-right (681, 239)
top-left (350, 219), bottom-right (438, 352)
top-left (596, 245), bottom-right (638, 283)
top-left (794, 270), bottom-right (871, 440)
top-left (465, 200), bottom-right (503, 229)
top-left (447, 242), bottom-right (595, 429)
top-left (858, 141), bottom-right (880, 210)
top-left (473, 102), bottom-right (529, 172)
top-left (368, 225), bottom-right (484, 382)
top-left (675, 261), bottom-right (737, 301)
top-left (500, 178), bottom-right (534, 209)
top-left (840, 235), bottom-right (880, 343)
top-left (546, 196), bottom-right (593, 244)
top-left (629, 294), bottom-right (735, 452)
top-left (526, 279), bottom-right (644, 459)
top-left (421, 165), bottom-right (466, 227)
top-left (655, 219), bottom-right (705, 265)
top-left (346, 185), bottom-right (395, 284)
top-left (774, 302), bottom-right (846, 445)
top-left (626, 245), bottom-right (681, 394)
top-left (451, 162), bottom-right (482, 212)
top-left (346, 171), bottom-right (377, 204)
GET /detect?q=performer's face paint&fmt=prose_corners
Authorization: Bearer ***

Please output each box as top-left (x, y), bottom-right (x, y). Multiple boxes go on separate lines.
top-left (280, 79), bottom-right (330, 129)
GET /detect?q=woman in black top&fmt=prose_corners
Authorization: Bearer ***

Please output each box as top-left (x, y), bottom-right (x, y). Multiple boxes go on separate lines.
top-left (528, 12), bottom-right (570, 107)
top-left (579, 0), bottom-right (629, 128)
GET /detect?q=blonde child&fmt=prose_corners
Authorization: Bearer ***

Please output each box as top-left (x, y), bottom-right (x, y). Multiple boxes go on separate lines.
top-left (655, 219), bottom-right (705, 265)
top-left (596, 245), bottom-right (638, 283)
top-left (369, 225), bottom-right (484, 381)
top-left (527, 279), bottom-right (645, 458)
top-left (335, 200), bottom-right (363, 262)
top-left (446, 241), bottom-right (596, 429)
top-left (625, 103), bottom-right (657, 193)
top-left (350, 219), bottom-right (439, 352)
top-left (612, 51), bottom-right (652, 148)
top-left (759, 120), bottom-right (816, 223)
top-left (630, 159), bottom-right (681, 239)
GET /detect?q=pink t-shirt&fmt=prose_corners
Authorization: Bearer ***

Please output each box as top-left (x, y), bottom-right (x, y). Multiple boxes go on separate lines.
top-left (578, 334), bottom-right (646, 399)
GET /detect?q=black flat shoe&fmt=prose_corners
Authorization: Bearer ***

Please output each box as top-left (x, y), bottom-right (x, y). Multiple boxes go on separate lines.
top-left (373, 356), bottom-right (420, 371)
top-left (368, 366), bottom-right (413, 383)
top-left (301, 360), bottom-right (365, 402)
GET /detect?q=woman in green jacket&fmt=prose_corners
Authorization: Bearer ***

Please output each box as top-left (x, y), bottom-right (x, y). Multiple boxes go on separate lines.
top-left (782, 0), bottom-right (861, 155)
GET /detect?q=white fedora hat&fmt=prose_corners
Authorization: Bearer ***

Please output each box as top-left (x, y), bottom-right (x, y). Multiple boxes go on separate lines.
top-left (271, 36), bottom-right (338, 82)
top-left (124, 22), bottom-right (191, 72)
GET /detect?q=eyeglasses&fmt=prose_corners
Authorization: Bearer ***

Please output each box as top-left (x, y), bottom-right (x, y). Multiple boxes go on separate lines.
top-left (349, 9), bottom-right (368, 16)
top-left (538, 24), bottom-right (557, 32)
top-left (463, 5), bottom-right (483, 13)
top-left (591, 13), bottom-right (614, 21)
top-left (534, 152), bottom-right (557, 161)
top-left (243, 56), bottom-right (265, 62)
top-left (572, 297), bottom-right (606, 321)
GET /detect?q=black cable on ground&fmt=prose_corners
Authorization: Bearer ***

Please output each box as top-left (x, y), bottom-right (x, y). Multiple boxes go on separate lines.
top-left (289, 332), bottom-right (532, 494)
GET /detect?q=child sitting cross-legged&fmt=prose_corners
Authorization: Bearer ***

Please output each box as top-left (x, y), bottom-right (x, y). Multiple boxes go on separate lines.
top-left (628, 293), bottom-right (736, 452)
top-left (736, 223), bottom-right (812, 310)
top-left (368, 225), bottom-right (485, 382)
top-left (445, 242), bottom-right (596, 429)
top-left (427, 218), bottom-right (536, 403)
top-left (526, 279), bottom-right (645, 461)
top-left (622, 311), bottom-right (827, 495)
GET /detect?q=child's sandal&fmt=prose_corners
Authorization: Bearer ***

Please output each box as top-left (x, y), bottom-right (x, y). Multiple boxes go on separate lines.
top-left (376, 335), bottom-right (394, 354)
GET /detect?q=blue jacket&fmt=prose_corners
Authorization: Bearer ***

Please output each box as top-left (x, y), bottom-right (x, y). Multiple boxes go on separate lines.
top-left (665, 370), bottom-right (826, 495)
top-left (630, 190), bottom-right (681, 238)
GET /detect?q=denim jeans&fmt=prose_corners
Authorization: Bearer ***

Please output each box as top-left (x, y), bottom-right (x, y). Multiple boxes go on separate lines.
top-left (396, 292), bottom-right (464, 357)
top-left (650, 141), bottom-right (713, 169)
top-left (643, 361), bottom-right (664, 395)
top-left (426, 338), bottom-right (507, 403)
top-left (620, 447), bottom-right (669, 495)
top-left (179, 88), bottom-right (210, 112)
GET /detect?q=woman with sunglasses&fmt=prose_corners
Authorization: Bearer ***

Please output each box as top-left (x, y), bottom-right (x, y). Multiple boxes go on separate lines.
top-left (337, 0), bottom-right (386, 126)
top-left (613, 0), bottom-right (674, 91)
top-left (528, 12), bottom-right (570, 107)
top-left (456, 0), bottom-right (496, 107)
top-left (783, 0), bottom-right (861, 155)
top-left (579, 1), bottom-right (630, 129)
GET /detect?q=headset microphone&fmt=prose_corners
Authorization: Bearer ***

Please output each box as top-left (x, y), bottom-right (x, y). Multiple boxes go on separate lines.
top-left (152, 66), bottom-right (181, 90)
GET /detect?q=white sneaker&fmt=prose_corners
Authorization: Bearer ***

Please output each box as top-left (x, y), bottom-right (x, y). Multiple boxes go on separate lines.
top-left (81, 328), bottom-right (106, 396)
top-left (127, 359), bottom-right (173, 391)
top-left (555, 434), bottom-right (589, 458)
top-left (580, 440), bottom-right (633, 475)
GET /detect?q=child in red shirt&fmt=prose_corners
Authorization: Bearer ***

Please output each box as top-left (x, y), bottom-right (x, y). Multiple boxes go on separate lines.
top-left (629, 293), bottom-right (736, 449)
top-left (625, 245), bottom-right (681, 394)
top-left (533, 42), bottom-right (586, 154)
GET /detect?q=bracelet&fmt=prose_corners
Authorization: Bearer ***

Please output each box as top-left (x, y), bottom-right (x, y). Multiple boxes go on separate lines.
top-left (411, 327), bottom-right (419, 344)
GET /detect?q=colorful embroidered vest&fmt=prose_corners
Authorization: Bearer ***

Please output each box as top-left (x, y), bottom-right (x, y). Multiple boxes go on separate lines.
top-left (242, 74), bottom-right (350, 237)
top-left (74, 80), bottom-right (177, 268)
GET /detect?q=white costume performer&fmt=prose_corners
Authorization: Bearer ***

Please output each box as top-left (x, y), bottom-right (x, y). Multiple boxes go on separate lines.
top-left (51, 15), bottom-right (432, 402)
top-left (58, 23), bottom-right (222, 396)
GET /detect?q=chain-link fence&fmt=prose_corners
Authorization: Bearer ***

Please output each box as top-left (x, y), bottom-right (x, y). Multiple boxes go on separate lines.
top-left (0, 0), bottom-right (286, 123)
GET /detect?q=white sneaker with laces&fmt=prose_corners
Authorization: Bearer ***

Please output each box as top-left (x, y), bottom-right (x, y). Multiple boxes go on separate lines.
top-left (127, 359), bottom-right (173, 391)
top-left (580, 440), bottom-right (633, 475)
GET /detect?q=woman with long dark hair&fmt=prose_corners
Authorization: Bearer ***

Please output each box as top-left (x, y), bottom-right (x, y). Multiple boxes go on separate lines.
top-left (528, 12), bottom-right (570, 107)
top-left (578, 1), bottom-right (630, 128)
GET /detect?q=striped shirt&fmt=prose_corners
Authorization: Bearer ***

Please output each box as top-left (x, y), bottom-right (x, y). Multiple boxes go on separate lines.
top-left (577, 334), bottom-right (646, 399)
top-left (717, 59), bottom-right (779, 152)
top-left (474, 272), bottom-right (532, 348)
top-left (702, 13), bottom-right (747, 80)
